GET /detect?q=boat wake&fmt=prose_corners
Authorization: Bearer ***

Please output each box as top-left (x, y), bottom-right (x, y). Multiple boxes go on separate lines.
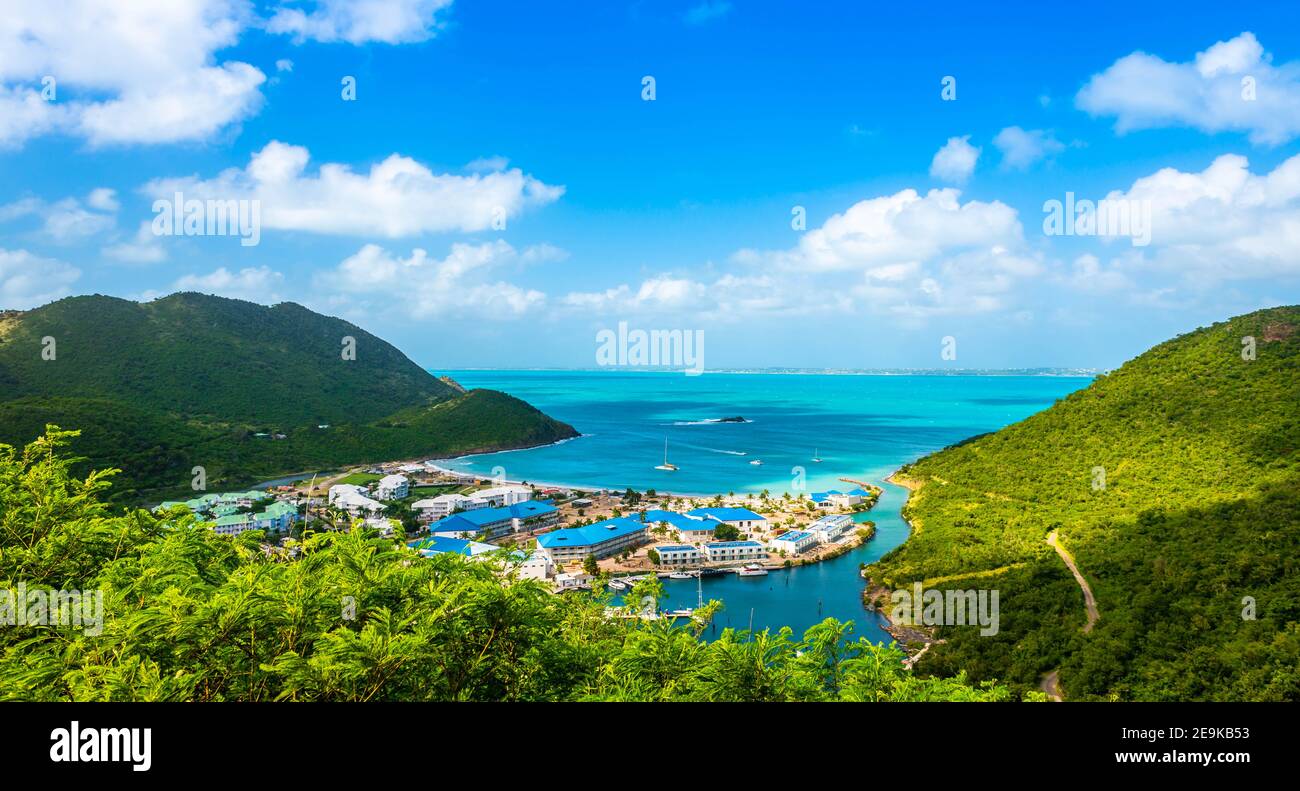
top-left (670, 417), bottom-right (753, 426)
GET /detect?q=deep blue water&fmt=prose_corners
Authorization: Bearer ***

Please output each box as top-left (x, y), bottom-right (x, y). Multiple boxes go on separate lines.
top-left (436, 370), bottom-right (1090, 642)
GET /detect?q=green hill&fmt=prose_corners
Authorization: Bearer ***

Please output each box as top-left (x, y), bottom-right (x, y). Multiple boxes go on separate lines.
top-left (869, 306), bottom-right (1300, 701)
top-left (0, 293), bottom-right (578, 502)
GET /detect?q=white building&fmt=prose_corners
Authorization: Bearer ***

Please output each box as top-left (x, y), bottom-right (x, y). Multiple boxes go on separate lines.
top-left (364, 516), bottom-right (397, 537)
top-left (687, 507), bottom-right (769, 537)
top-left (472, 484), bottom-right (533, 507)
top-left (655, 544), bottom-right (704, 566)
top-left (807, 514), bottom-right (854, 544)
top-left (328, 484), bottom-right (385, 517)
top-left (411, 493), bottom-right (487, 521)
top-left (554, 571), bottom-right (593, 591)
top-left (703, 541), bottom-right (767, 563)
top-left (512, 550), bottom-right (555, 582)
top-left (768, 530), bottom-right (817, 555)
top-left (375, 474), bottom-right (410, 501)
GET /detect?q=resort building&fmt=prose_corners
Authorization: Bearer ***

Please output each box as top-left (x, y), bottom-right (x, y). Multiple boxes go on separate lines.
top-left (429, 508), bottom-right (516, 540)
top-left (426, 500), bottom-right (559, 540)
top-left (411, 493), bottom-right (487, 521)
top-left (809, 488), bottom-right (872, 509)
top-left (687, 507), bottom-right (769, 537)
top-left (364, 516), bottom-right (398, 537)
top-left (212, 514), bottom-right (255, 536)
top-left (554, 571), bottom-right (593, 591)
top-left (156, 490), bottom-right (269, 516)
top-left (703, 541), bottom-right (767, 563)
top-left (509, 500), bottom-right (560, 532)
top-left (472, 484), bottom-right (533, 507)
top-left (640, 509), bottom-right (716, 542)
top-left (768, 530), bottom-right (817, 555)
top-left (209, 500), bottom-right (300, 536)
top-left (535, 518), bottom-right (649, 564)
top-left (807, 514), bottom-right (854, 544)
top-left (328, 485), bottom-right (386, 517)
top-left (511, 550), bottom-right (556, 581)
top-left (410, 486), bottom-right (536, 522)
top-left (375, 474), bottom-right (410, 501)
top-left (656, 544), bottom-right (705, 566)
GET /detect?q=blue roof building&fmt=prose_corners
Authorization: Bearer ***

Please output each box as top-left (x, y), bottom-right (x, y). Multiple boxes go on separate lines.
top-left (510, 500), bottom-right (558, 520)
top-left (535, 517), bottom-right (649, 562)
top-left (429, 506), bottom-right (515, 539)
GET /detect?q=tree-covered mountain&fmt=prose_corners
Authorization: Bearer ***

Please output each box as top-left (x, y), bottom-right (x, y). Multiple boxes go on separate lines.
top-left (0, 293), bottom-right (577, 501)
top-left (869, 306), bottom-right (1300, 701)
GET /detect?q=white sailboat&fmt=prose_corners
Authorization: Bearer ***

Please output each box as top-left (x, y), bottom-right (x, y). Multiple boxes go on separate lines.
top-left (812, 448), bottom-right (822, 463)
top-left (749, 459), bottom-right (763, 465)
top-left (654, 438), bottom-right (679, 471)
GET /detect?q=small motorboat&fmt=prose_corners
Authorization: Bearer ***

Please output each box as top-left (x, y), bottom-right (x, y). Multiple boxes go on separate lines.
top-left (749, 459), bottom-right (763, 466)
top-left (668, 571), bottom-right (696, 579)
top-left (738, 564), bottom-right (768, 577)
top-left (608, 579), bottom-right (628, 591)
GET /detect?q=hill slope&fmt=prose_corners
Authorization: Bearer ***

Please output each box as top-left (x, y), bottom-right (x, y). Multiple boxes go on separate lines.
top-left (0, 293), bottom-right (578, 501)
top-left (870, 306), bottom-right (1300, 701)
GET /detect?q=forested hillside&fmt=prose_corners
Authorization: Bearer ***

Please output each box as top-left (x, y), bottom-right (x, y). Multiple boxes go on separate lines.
top-left (870, 306), bottom-right (1300, 701)
top-left (0, 294), bottom-right (577, 501)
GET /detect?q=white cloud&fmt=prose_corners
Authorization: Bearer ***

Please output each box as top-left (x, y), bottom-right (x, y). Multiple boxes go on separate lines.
top-left (1077, 32), bottom-right (1300, 145)
top-left (86, 188), bottom-right (120, 212)
top-left (267, 0), bottom-right (453, 44)
top-left (736, 187), bottom-right (1021, 274)
top-left (571, 187), bottom-right (1034, 321)
top-left (315, 241), bottom-right (551, 319)
top-left (0, 189), bottom-right (117, 242)
top-left (166, 266), bottom-right (284, 303)
top-left (144, 141), bottom-right (563, 238)
top-left (1057, 253), bottom-right (1135, 295)
top-left (0, 0), bottom-right (266, 147)
top-left (929, 136), bottom-right (980, 184)
top-left (563, 272), bottom-right (840, 319)
top-left (103, 221), bottom-right (168, 264)
top-left (0, 248), bottom-right (80, 309)
top-left (993, 126), bottom-right (1065, 170)
top-left (1100, 152), bottom-right (1300, 282)
top-left (0, 1), bottom-right (458, 147)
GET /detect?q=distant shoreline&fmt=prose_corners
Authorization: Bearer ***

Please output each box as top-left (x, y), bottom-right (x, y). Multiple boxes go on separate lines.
top-left (435, 367), bottom-right (1106, 378)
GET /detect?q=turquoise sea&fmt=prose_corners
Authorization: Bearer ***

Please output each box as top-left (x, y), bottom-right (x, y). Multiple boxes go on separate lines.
top-left (437, 370), bottom-right (1092, 642)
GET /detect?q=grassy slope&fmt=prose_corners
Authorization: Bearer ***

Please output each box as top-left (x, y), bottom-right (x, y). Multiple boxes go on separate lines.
top-left (870, 306), bottom-right (1300, 701)
top-left (0, 294), bottom-right (578, 502)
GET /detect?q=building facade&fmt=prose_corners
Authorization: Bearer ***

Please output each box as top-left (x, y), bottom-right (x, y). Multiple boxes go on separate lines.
top-left (536, 518), bottom-right (649, 564)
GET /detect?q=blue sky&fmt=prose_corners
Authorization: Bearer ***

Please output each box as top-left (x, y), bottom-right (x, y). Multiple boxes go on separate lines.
top-left (2, 0), bottom-right (1299, 370)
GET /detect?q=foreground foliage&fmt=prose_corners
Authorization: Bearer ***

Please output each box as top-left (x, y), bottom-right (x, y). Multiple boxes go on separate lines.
top-left (871, 306), bottom-right (1300, 701)
top-left (0, 429), bottom-right (1005, 702)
